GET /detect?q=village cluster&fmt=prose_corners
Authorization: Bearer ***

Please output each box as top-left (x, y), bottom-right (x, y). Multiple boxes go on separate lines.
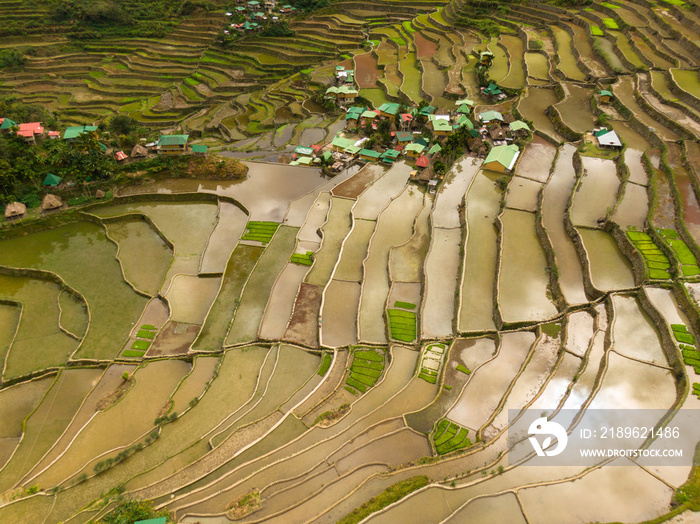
top-left (223, 0), bottom-right (295, 33)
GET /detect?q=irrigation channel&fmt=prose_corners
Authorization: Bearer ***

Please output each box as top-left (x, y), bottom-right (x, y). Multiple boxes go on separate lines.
top-left (1, 0), bottom-right (700, 522)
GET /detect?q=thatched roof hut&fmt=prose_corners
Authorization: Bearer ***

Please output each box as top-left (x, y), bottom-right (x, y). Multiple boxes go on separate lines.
top-left (41, 194), bottom-right (63, 211)
top-left (96, 189), bottom-right (106, 198)
top-left (131, 144), bottom-right (148, 158)
top-left (4, 201), bottom-right (26, 219)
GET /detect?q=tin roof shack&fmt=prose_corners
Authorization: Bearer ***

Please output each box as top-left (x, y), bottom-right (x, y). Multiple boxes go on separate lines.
top-left (158, 135), bottom-right (189, 155)
top-left (482, 144), bottom-right (520, 173)
top-left (595, 129), bottom-right (622, 149)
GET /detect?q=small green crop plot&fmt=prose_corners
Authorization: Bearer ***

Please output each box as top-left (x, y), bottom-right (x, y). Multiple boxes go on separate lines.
top-left (131, 340), bottom-right (151, 351)
top-left (672, 324), bottom-right (699, 370)
top-left (590, 25), bottom-right (604, 36)
top-left (290, 251), bottom-right (314, 266)
top-left (658, 229), bottom-right (700, 277)
top-left (626, 230), bottom-right (672, 279)
top-left (123, 349), bottom-right (146, 358)
top-left (388, 309), bottom-right (417, 343)
top-left (136, 329), bottom-right (155, 339)
top-left (346, 348), bottom-right (385, 394)
top-left (318, 353), bottom-right (332, 376)
top-left (418, 343), bottom-right (446, 384)
top-left (456, 364), bottom-right (471, 374)
top-left (601, 2), bottom-right (621, 8)
top-left (393, 301), bottom-right (416, 309)
top-left (602, 18), bottom-right (619, 29)
top-left (693, 383), bottom-right (700, 399)
top-left (241, 221), bottom-right (280, 245)
top-left (432, 419), bottom-right (472, 455)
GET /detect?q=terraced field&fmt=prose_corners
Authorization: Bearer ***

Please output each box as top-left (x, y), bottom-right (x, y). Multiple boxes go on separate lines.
top-left (2, 0), bottom-right (700, 522)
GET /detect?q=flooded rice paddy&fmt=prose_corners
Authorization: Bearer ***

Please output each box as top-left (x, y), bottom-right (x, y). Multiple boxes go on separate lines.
top-left (3, 8), bottom-right (700, 522)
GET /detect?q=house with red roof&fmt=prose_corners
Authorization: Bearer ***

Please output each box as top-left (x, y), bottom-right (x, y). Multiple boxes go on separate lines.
top-left (47, 131), bottom-right (61, 140)
top-left (17, 122), bottom-right (44, 143)
top-left (115, 151), bottom-right (128, 162)
top-left (415, 154), bottom-right (429, 169)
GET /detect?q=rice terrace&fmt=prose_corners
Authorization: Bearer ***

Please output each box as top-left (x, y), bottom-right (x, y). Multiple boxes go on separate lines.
top-left (1, 0), bottom-right (700, 521)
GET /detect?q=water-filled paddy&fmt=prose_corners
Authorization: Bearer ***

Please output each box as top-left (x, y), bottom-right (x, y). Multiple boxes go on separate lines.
top-left (333, 219), bottom-right (375, 282)
top-left (577, 228), bottom-right (635, 291)
top-left (551, 26), bottom-right (586, 81)
top-left (506, 176), bottom-right (542, 212)
top-left (570, 156), bottom-right (620, 227)
top-left (305, 197), bottom-right (353, 287)
top-left (0, 222), bottom-right (149, 361)
top-left (166, 275), bottom-right (222, 325)
top-left (555, 83), bottom-right (596, 134)
top-left (500, 34), bottom-right (526, 88)
top-left (199, 202), bottom-right (248, 274)
top-left (321, 280), bottom-right (360, 347)
top-left (499, 209), bottom-right (558, 322)
top-left (390, 194), bottom-right (431, 283)
top-left (432, 156), bottom-right (480, 228)
top-left (458, 171), bottom-right (501, 332)
top-left (525, 52), bottom-right (551, 82)
top-left (612, 181), bottom-right (648, 229)
top-left (516, 136), bottom-right (557, 182)
top-left (423, 228), bottom-right (461, 338)
top-left (518, 87), bottom-right (564, 143)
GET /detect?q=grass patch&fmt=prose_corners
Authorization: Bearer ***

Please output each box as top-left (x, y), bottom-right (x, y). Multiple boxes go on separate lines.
top-left (541, 322), bottom-right (562, 338)
top-left (393, 301), bottom-right (416, 309)
top-left (456, 364), bottom-right (471, 374)
top-left (318, 353), bottom-right (332, 376)
top-left (337, 476), bottom-right (430, 524)
top-left (131, 340), bottom-right (151, 351)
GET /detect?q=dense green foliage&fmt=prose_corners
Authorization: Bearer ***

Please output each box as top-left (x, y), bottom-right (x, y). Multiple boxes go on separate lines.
top-left (337, 476), bottom-right (430, 524)
top-left (0, 49), bottom-right (27, 70)
top-left (101, 497), bottom-right (173, 523)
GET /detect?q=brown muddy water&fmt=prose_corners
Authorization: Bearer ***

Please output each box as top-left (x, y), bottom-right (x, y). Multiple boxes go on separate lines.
top-left (577, 228), bottom-right (635, 291)
top-left (422, 228), bottom-right (461, 338)
top-left (516, 136), bottom-right (557, 183)
top-left (571, 156), bottom-right (620, 227)
top-left (321, 280), bottom-right (360, 347)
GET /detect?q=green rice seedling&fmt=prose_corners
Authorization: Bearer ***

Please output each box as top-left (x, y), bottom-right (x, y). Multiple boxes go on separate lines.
top-left (602, 18), bottom-right (619, 29)
top-left (136, 329), bottom-right (155, 339)
top-left (394, 301), bottom-right (416, 309)
top-left (318, 353), bottom-right (332, 376)
top-left (419, 373), bottom-right (437, 383)
top-left (354, 349), bottom-right (384, 361)
top-left (353, 360), bottom-right (384, 371)
top-left (660, 229), bottom-right (680, 239)
top-left (131, 340), bottom-right (151, 350)
top-left (351, 367), bottom-right (383, 379)
top-left (456, 364), bottom-right (471, 374)
top-left (590, 25), bottom-right (604, 36)
top-left (674, 331), bottom-right (696, 345)
top-left (290, 252), bottom-right (314, 266)
top-left (649, 269), bottom-right (671, 279)
top-left (648, 260), bottom-right (671, 269)
top-left (669, 239), bottom-right (697, 265)
top-left (346, 377), bottom-right (367, 393)
top-left (626, 231), bottom-right (649, 241)
top-left (141, 324), bottom-right (156, 330)
top-left (682, 265), bottom-right (700, 277)
top-left (672, 324), bottom-right (689, 333)
top-left (122, 350), bottom-right (145, 357)
top-left (349, 372), bottom-right (376, 387)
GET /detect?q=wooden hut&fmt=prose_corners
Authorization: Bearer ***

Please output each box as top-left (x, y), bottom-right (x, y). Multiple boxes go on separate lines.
top-left (131, 144), bottom-right (148, 158)
top-left (41, 194), bottom-right (63, 212)
top-left (4, 201), bottom-right (26, 219)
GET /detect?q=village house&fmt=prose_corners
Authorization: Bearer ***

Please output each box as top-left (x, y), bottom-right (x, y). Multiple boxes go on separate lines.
top-left (480, 50), bottom-right (494, 66)
top-left (378, 102), bottom-right (400, 118)
top-left (482, 83), bottom-right (505, 100)
top-left (399, 113), bottom-right (413, 131)
top-left (415, 154), bottom-right (429, 169)
top-left (405, 142), bottom-right (425, 158)
top-left (63, 125), bottom-right (98, 141)
top-left (380, 149), bottom-right (400, 164)
top-left (430, 115), bottom-right (452, 137)
top-left (157, 134), bottom-right (189, 155)
top-left (192, 144), bottom-right (208, 157)
top-left (594, 128), bottom-right (622, 149)
top-left (0, 118), bottom-right (17, 132)
top-left (394, 131), bottom-right (413, 145)
top-left (17, 122), bottom-right (44, 143)
top-left (4, 201), bottom-right (26, 220)
top-left (361, 110), bottom-right (378, 126)
top-left (508, 120), bottom-right (531, 137)
top-left (479, 110), bottom-right (504, 127)
top-left (482, 144), bottom-right (520, 173)
top-left (360, 148), bottom-right (381, 162)
top-left (599, 89), bottom-right (613, 103)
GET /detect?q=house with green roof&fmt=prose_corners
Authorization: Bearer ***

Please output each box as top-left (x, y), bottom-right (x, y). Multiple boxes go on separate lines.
top-left (483, 144), bottom-right (520, 173)
top-left (0, 118), bottom-right (17, 131)
top-left (480, 51), bottom-right (494, 65)
top-left (158, 134), bottom-right (189, 155)
top-left (456, 104), bottom-right (472, 115)
top-left (482, 83), bottom-right (503, 98)
top-left (431, 118), bottom-right (452, 137)
top-left (134, 518), bottom-right (166, 524)
top-left (599, 89), bottom-right (613, 103)
top-left (63, 125), bottom-right (98, 140)
top-left (405, 142), bottom-right (425, 158)
top-left (455, 115), bottom-right (474, 130)
top-left (360, 149), bottom-right (381, 161)
top-left (361, 110), bottom-right (378, 125)
top-left (42, 173), bottom-right (62, 187)
top-left (380, 149), bottom-right (400, 163)
top-left (509, 120), bottom-right (531, 136)
top-left (419, 105), bottom-right (436, 117)
top-left (331, 136), bottom-right (355, 152)
top-left (455, 98), bottom-right (474, 107)
top-left (479, 110), bottom-right (504, 125)
top-left (428, 143), bottom-right (442, 155)
top-left (395, 131), bottom-right (413, 143)
top-left (294, 146), bottom-right (314, 157)
top-left (378, 103), bottom-right (400, 117)
top-left (192, 144), bottom-right (208, 156)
